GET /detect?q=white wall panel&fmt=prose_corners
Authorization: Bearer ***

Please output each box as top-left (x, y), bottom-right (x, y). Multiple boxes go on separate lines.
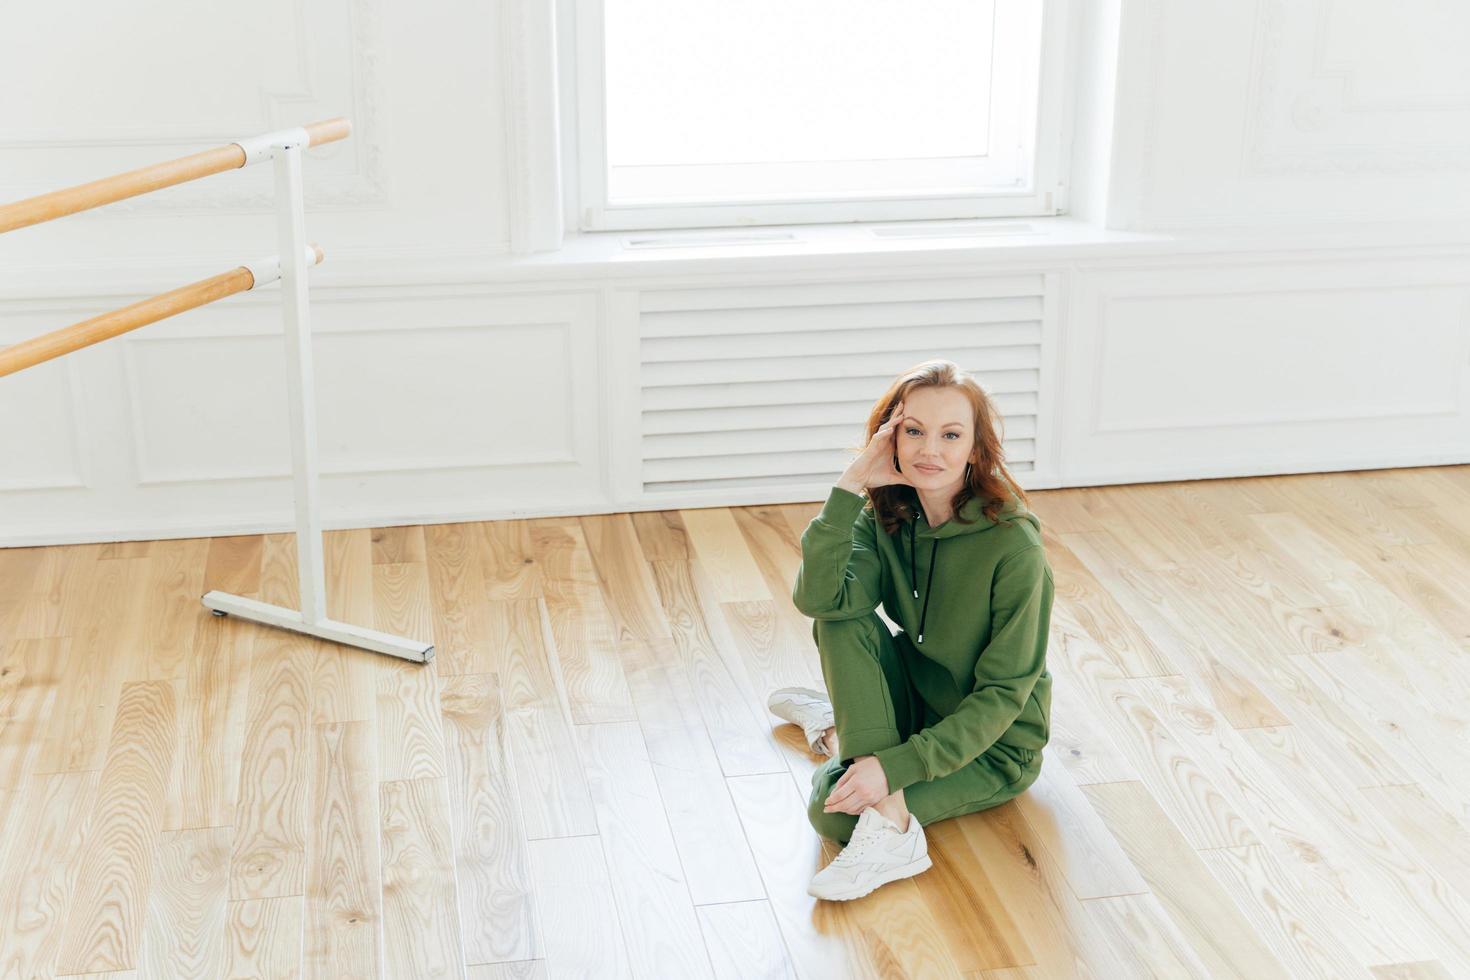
top-left (0, 0), bottom-right (504, 271)
top-left (1108, 1), bottom-right (1470, 229)
top-left (1059, 254), bottom-right (1470, 484)
top-left (0, 290), bottom-right (601, 544)
top-left (0, 355), bottom-right (88, 491)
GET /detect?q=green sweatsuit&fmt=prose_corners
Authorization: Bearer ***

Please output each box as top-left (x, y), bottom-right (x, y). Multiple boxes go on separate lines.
top-left (792, 483), bottom-right (1053, 844)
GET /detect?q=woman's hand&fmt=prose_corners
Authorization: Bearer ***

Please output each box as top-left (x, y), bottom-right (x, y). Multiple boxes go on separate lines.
top-left (839, 399), bottom-right (915, 494)
top-left (823, 755), bottom-right (891, 815)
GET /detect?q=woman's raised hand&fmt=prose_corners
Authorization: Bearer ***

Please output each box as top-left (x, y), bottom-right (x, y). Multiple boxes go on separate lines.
top-left (839, 400), bottom-right (914, 493)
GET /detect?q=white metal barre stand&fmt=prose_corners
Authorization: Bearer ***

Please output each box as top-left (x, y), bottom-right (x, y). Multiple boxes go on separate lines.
top-left (201, 130), bottom-right (434, 664)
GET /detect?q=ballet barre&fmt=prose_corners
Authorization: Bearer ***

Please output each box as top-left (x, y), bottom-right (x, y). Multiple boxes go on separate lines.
top-left (0, 118), bottom-right (435, 664)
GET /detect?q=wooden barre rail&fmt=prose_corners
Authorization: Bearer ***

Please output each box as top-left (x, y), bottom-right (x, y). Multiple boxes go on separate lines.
top-left (0, 117), bottom-right (350, 234)
top-left (0, 244), bottom-right (324, 379)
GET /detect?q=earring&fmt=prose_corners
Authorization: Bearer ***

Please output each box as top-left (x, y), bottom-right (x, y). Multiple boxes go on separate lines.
top-left (964, 461), bottom-right (973, 481)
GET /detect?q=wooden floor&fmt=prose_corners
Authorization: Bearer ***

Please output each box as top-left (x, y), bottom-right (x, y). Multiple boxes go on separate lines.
top-left (2, 466), bottom-right (1470, 978)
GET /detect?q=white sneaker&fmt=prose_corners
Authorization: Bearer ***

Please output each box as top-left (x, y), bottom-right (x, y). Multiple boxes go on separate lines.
top-left (767, 686), bottom-right (835, 756)
top-left (808, 806), bottom-right (931, 901)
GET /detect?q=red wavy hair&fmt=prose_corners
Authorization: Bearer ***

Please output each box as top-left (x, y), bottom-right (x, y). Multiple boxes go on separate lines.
top-left (848, 358), bottom-right (1031, 536)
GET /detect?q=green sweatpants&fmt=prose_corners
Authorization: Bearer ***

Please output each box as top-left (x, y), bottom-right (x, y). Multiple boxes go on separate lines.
top-left (807, 612), bottom-right (1041, 845)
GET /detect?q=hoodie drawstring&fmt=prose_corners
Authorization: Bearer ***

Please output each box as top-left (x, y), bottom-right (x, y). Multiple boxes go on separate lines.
top-left (908, 515), bottom-right (938, 644)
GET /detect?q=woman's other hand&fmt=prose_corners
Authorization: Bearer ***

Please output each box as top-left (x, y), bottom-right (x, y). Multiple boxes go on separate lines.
top-left (822, 755), bottom-right (891, 815)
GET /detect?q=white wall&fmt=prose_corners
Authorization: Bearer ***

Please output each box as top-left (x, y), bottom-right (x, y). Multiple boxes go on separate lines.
top-left (2, 0), bottom-right (1468, 546)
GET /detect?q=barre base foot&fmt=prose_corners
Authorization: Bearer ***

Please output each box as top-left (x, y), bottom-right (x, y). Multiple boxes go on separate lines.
top-left (200, 589), bottom-right (433, 663)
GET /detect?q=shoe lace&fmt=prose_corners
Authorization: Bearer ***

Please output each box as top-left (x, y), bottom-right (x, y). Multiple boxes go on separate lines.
top-left (831, 821), bottom-right (887, 866)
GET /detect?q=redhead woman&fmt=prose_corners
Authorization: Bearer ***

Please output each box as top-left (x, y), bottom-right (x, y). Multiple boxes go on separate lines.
top-left (768, 358), bottom-right (1053, 901)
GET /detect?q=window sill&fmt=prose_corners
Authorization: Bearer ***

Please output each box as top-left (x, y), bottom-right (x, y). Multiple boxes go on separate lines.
top-left (5, 216), bottom-right (1469, 301)
top-left (477, 214), bottom-right (1470, 284)
top-left (491, 215), bottom-right (1165, 281)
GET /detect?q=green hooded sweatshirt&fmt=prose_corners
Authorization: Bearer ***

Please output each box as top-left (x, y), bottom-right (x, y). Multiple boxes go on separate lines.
top-left (791, 483), bottom-right (1054, 794)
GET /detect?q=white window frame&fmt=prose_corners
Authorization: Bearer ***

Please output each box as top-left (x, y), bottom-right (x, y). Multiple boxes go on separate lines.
top-left (567, 0), bottom-right (1078, 232)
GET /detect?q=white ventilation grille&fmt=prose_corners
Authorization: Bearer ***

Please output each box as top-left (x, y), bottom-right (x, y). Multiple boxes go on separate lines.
top-left (639, 275), bottom-right (1045, 495)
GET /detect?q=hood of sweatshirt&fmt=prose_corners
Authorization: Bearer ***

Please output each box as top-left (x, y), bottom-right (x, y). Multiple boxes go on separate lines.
top-left (910, 488), bottom-right (1038, 539)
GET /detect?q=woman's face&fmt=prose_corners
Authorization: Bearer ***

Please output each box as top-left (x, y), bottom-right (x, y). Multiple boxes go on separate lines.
top-left (894, 386), bottom-right (976, 490)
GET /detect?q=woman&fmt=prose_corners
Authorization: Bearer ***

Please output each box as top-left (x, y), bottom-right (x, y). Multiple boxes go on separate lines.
top-left (769, 358), bottom-right (1053, 902)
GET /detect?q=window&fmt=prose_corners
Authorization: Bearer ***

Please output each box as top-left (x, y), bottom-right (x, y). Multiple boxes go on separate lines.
top-left (571, 0), bottom-right (1075, 231)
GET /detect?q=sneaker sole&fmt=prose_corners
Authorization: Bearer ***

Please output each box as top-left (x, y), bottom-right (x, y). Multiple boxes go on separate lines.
top-left (766, 686), bottom-right (830, 712)
top-left (807, 853), bottom-right (933, 901)
top-left (767, 687), bottom-right (834, 756)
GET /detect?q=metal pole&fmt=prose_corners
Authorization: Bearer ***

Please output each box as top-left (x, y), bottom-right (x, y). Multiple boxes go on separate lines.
top-left (273, 140), bottom-right (329, 626)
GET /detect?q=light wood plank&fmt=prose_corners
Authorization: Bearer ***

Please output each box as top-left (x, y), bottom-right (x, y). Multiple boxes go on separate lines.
top-left (1046, 599), bottom-right (1259, 851)
top-left (373, 560), bottom-right (446, 781)
top-left (230, 632), bottom-right (314, 900)
top-left (1010, 759), bottom-right (1148, 900)
top-left (1080, 779), bottom-right (1290, 980)
top-left (19, 542), bottom-right (102, 640)
top-left (441, 672), bottom-right (539, 965)
top-left (136, 536), bottom-right (211, 681)
top-left (1371, 961), bottom-right (1459, 980)
top-left (476, 519), bottom-right (545, 600)
top-left (1041, 525), bottom-right (1175, 678)
top-left (312, 527), bottom-right (377, 725)
top-left (526, 835), bottom-right (633, 980)
top-left (696, 901), bottom-right (797, 980)
top-left (304, 721), bottom-right (382, 980)
top-left (380, 777), bottom-right (466, 980)
top-left (469, 961), bottom-right (550, 980)
top-left (258, 532), bottom-right (302, 608)
top-left (1079, 892), bottom-right (1213, 979)
top-left (0, 636), bottom-right (64, 790)
top-left (1133, 675), bottom-right (1426, 968)
top-left (226, 896), bottom-right (303, 979)
top-left (580, 511), bottom-right (674, 642)
top-left (727, 772), bottom-right (887, 979)
top-left (1199, 843), bottom-right (1375, 979)
top-left (203, 533), bottom-right (264, 597)
top-left (951, 801), bottom-right (1133, 979)
top-left (37, 556), bottom-right (151, 772)
top-left (1043, 662), bottom-right (1140, 786)
top-left (57, 680), bottom-right (179, 974)
top-left (529, 520), bottom-right (637, 725)
top-left (576, 721), bottom-right (714, 979)
top-left (679, 507), bottom-right (772, 602)
top-left (487, 597), bottom-right (598, 839)
top-left (0, 770), bottom-right (99, 977)
top-left (425, 521), bottom-right (498, 676)
top-left (1063, 529), bottom-right (1287, 726)
top-left (1359, 782), bottom-right (1470, 905)
top-left (629, 509), bottom-right (690, 562)
top-left (647, 558), bottom-right (785, 775)
top-left (617, 635), bottom-right (766, 905)
top-left (99, 540), bottom-right (152, 558)
top-left (909, 816), bottom-right (1034, 973)
top-left (371, 523), bottom-right (426, 565)
top-left (1238, 722), bottom-right (1470, 973)
top-left (138, 827), bottom-right (231, 979)
top-left (163, 609), bottom-right (253, 831)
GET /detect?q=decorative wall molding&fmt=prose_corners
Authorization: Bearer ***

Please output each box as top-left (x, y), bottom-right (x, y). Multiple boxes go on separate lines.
top-left (501, 0), bottom-right (565, 253)
top-left (0, 353), bottom-right (91, 492)
top-left (1245, 0), bottom-right (1470, 176)
top-left (0, 0), bottom-right (390, 210)
top-left (1058, 251), bottom-right (1470, 484)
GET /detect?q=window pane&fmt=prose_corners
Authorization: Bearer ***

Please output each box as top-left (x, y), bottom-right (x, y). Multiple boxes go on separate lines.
top-left (604, 0), bottom-right (999, 167)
